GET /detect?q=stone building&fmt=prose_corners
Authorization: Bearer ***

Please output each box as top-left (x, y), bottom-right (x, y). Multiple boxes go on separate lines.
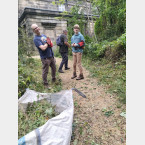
top-left (18, 0), bottom-right (98, 49)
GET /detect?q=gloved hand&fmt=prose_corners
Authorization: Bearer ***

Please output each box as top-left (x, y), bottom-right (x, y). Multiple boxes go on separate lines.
top-left (47, 37), bottom-right (53, 47)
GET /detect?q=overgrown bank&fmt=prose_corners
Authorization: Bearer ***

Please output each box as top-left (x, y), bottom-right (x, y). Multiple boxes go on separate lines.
top-left (82, 33), bottom-right (126, 103)
top-left (82, 57), bottom-right (126, 104)
top-left (18, 57), bottom-right (62, 98)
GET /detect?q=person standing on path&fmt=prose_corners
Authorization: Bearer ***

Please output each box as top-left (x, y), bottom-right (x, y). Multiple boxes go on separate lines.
top-left (31, 24), bottom-right (56, 88)
top-left (71, 24), bottom-right (85, 80)
top-left (58, 30), bottom-right (71, 73)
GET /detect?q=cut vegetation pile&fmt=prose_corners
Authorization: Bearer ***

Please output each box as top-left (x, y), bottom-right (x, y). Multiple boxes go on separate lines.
top-left (18, 99), bottom-right (57, 139)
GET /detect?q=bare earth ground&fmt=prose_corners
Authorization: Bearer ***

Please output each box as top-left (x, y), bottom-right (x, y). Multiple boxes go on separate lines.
top-left (33, 56), bottom-right (126, 145)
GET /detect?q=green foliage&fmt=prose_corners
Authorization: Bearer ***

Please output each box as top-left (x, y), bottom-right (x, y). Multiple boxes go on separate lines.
top-left (18, 58), bottom-right (36, 97)
top-left (52, 0), bottom-right (65, 5)
top-left (101, 107), bottom-right (114, 117)
top-left (104, 33), bottom-right (126, 61)
top-left (84, 35), bottom-right (93, 44)
top-left (82, 57), bottom-right (126, 103)
top-left (61, 2), bottom-right (86, 41)
top-left (18, 99), bottom-right (56, 139)
top-left (94, 0), bottom-right (126, 41)
top-left (94, 16), bottom-right (103, 40)
top-left (104, 110), bottom-right (114, 117)
top-left (18, 57), bottom-right (62, 98)
top-left (54, 47), bottom-right (61, 57)
top-left (84, 33), bottom-right (126, 62)
top-left (18, 27), bottom-right (34, 59)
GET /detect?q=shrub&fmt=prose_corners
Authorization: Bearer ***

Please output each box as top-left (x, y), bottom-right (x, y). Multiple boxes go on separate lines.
top-left (94, 0), bottom-right (126, 42)
top-left (54, 47), bottom-right (61, 57)
top-left (84, 33), bottom-right (126, 62)
top-left (18, 58), bottom-right (35, 98)
top-left (18, 27), bottom-right (34, 60)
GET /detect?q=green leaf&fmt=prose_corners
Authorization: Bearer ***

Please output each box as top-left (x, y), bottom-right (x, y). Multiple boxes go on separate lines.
top-left (73, 139), bottom-right (78, 145)
top-left (101, 108), bottom-right (107, 112)
top-left (52, 1), bottom-right (55, 5)
top-left (104, 110), bottom-right (114, 117)
top-left (45, 108), bottom-right (53, 115)
top-left (120, 112), bottom-right (126, 118)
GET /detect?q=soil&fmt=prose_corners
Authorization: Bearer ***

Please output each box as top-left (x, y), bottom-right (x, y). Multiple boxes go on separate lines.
top-left (33, 56), bottom-right (126, 145)
top-left (56, 57), bottom-right (126, 145)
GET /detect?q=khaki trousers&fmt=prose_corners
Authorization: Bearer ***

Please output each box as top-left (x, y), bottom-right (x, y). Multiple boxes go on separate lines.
top-left (72, 52), bottom-right (83, 74)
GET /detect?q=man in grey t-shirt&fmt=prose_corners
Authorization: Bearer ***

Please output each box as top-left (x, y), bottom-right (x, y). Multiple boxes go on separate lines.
top-left (58, 30), bottom-right (71, 73)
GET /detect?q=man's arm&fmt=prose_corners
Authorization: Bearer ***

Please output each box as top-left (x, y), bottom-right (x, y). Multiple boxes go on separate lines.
top-left (34, 38), bottom-right (48, 51)
top-left (64, 42), bottom-right (71, 48)
top-left (39, 43), bottom-right (48, 51)
top-left (63, 35), bottom-right (71, 48)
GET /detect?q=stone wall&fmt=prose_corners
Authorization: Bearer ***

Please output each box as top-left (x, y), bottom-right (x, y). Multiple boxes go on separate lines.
top-left (18, 0), bottom-right (92, 18)
top-left (21, 14), bottom-right (67, 50)
top-left (19, 0), bottom-right (58, 18)
top-left (28, 16), bottom-right (67, 40)
top-left (18, 0), bottom-right (96, 50)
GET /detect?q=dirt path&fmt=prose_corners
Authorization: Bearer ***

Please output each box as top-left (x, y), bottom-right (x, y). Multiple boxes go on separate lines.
top-left (56, 57), bottom-right (126, 145)
top-left (32, 56), bottom-right (126, 145)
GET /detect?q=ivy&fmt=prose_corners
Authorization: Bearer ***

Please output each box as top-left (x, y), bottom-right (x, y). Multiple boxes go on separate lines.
top-left (94, 0), bottom-right (126, 42)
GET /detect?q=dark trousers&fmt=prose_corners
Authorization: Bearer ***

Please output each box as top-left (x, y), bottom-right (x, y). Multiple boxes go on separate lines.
top-left (59, 52), bottom-right (68, 70)
top-left (41, 57), bottom-right (56, 85)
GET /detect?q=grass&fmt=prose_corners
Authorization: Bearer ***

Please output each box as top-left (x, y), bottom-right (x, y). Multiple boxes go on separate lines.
top-left (28, 58), bottom-right (62, 93)
top-left (18, 57), bottom-right (62, 98)
top-left (53, 47), bottom-right (61, 58)
top-left (82, 56), bottom-right (126, 103)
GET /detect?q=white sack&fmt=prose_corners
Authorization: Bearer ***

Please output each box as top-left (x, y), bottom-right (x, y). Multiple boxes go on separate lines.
top-left (18, 89), bottom-right (74, 145)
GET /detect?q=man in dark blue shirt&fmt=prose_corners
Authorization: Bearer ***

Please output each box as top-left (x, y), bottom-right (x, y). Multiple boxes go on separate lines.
top-left (31, 24), bottom-right (56, 88)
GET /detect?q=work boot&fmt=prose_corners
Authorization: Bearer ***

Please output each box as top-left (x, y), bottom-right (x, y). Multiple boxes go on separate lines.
top-left (71, 72), bottom-right (77, 79)
top-left (58, 69), bottom-right (64, 73)
top-left (76, 74), bottom-right (84, 80)
top-left (44, 84), bottom-right (51, 89)
top-left (52, 78), bottom-right (56, 83)
top-left (65, 67), bottom-right (70, 70)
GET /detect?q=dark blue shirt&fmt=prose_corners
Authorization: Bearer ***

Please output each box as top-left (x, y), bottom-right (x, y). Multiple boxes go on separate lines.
top-left (33, 34), bottom-right (54, 59)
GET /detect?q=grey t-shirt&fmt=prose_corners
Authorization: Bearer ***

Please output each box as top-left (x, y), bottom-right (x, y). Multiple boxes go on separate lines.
top-left (59, 34), bottom-right (68, 53)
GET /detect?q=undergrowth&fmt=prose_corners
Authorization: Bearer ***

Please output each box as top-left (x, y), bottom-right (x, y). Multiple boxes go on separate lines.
top-left (82, 56), bottom-right (126, 104)
top-left (18, 57), bottom-right (62, 98)
top-left (18, 99), bottom-right (57, 139)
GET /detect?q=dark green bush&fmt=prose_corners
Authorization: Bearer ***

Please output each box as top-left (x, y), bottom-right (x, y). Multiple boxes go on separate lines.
top-left (18, 27), bottom-right (34, 59)
top-left (94, 0), bottom-right (126, 42)
top-left (18, 58), bottom-right (35, 98)
top-left (84, 35), bottom-right (94, 44)
top-left (83, 33), bottom-right (126, 61)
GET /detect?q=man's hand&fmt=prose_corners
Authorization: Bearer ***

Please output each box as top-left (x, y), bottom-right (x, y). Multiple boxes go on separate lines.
top-left (71, 43), bottom-right (75, 47)
top-left (74, 43), bottom-right (78, 47)
top-left (64, 42), bottom-right (71, 48)
top-left (72, 43), bottom-right (78, 47)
